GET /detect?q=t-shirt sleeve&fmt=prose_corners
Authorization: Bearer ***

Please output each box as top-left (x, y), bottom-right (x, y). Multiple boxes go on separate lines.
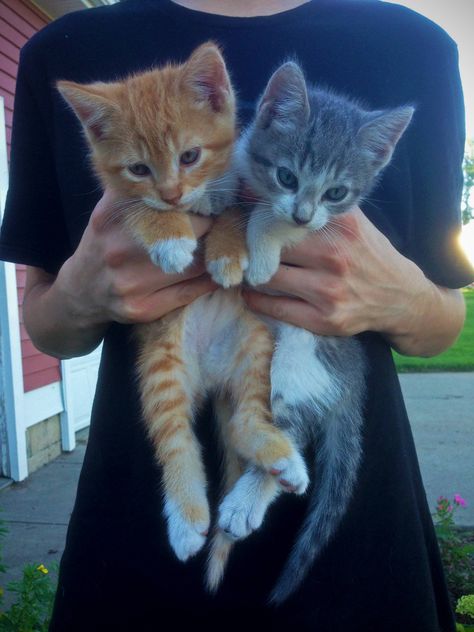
top-left (407, 38), bottom-right (473, 289)
top-left (0, 44), bottom-right (71, 275)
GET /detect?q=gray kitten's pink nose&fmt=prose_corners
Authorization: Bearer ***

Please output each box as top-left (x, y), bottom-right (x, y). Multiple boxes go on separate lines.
top-left (292, 212), bottom-right (311, 225)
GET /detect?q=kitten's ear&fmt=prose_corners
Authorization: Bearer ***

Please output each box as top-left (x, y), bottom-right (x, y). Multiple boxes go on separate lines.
top-left (182, 42), bottom-right (234, 113)
top-left (257, 62), bottom-right (309, 129)
top-left (358, 106), bottom-right (414, 171)
top-left (57, 80), bottom-right (119, 140)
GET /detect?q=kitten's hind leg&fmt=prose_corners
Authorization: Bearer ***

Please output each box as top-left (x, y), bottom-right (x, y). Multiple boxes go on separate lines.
top-left (227, 311), bottom-right (309, 494)
top-left (206, 395), bottom-right (244, 593)
top-left (207, 398), bottom-right (281, 591)
top-left (218, 466), bottom-right (280, 540)
top-left (136, 317), bottom-right (209, 562)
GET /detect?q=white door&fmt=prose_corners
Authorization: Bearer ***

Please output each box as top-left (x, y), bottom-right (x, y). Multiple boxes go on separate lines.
top-left (61, 345), bottom-right (102, 450)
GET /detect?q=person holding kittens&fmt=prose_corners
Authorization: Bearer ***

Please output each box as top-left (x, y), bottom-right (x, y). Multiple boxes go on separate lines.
top-left (0, 0), bottom-right (473, 630)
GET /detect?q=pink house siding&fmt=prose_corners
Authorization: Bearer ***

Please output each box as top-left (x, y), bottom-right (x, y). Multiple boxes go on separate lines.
top-left (1, 0), bottom-right (61, 393)
top-left (16, 264), bottom-right (61, 391)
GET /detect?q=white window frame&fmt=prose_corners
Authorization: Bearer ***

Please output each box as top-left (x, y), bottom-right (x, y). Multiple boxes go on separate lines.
top-left (0, 99), bottom-right (68, 480)
top-left (0, 97), bottom-right (28, 480)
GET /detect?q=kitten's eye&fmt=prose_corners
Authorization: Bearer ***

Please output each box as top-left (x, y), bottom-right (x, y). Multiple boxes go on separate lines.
top-left (180, 147), bottom-right (201, 166)
top-left (277, 167), bottom-right (298, 190)
top-left (324, 186), bottom-right (348, 202)
top-left (128, 163), bottom-right (151, 177)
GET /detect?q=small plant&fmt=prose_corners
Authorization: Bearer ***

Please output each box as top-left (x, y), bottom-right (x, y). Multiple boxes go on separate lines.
top-left (456, 595), bottom-right (474, 631)
top-left (0, 564), bottom-right (56, 632)
top-left (457, 594), bottom-right (474, 620)
top-left (433, 495), bottom-right (474, 626)
top-left (0, 515), bottom-right (56, 632)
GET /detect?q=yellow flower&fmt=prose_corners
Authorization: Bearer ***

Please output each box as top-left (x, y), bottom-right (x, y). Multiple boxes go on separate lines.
top-left (36, 564), bottom-right (49, 575)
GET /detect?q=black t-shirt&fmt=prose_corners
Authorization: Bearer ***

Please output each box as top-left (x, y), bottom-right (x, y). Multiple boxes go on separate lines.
top-left (1, 1), bottom-right (473, 630)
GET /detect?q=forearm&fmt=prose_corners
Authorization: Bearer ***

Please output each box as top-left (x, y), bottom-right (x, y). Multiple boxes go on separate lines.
top-left (22, 193), bottom-right (216, 360)
top-left (23, 262), bottom-right (108, 359)
top-left (382, 278), bottom-right (466, 357)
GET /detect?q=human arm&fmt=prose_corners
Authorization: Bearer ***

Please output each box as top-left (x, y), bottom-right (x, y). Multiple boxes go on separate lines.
top-left (22, 189), bottom-right (216, 359)
top-left (243, 207), bottom-right (467, 357)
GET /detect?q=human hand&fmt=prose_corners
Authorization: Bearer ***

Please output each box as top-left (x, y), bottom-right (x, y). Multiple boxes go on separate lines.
top-left (243, 207), bottom-right (427, 338)
top-left (58, 188), bottom-right (217, 328)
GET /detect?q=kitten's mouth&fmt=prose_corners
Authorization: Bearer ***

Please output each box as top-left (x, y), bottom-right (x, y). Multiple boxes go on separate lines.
top-left (145, 199), bottom-right (191, 212)
top-left (173, 202), bottom-right (192, 212)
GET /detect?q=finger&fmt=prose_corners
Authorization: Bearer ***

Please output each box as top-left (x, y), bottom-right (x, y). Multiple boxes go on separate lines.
top-left (189, 214), bottom-right (214, 239)
top-left (242, 289), bottom-right (338, 335)
top-left (155, 275), bottom-right (218, 314)
top-left (263, 264), bottom-right (337, 306)
top-left (146, 259), bottom-right (208, 291)
top-left (140, 275), bottom-right (219, 321)
top-left (114, 257), bottom-right (209, 300)
top-left (280, 237), bottom-right (328, 268)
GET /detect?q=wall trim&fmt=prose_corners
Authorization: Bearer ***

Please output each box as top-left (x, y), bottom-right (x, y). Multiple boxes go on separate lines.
top-left (24, 382), bottom-right (64, 429)
top-left (0, 97), bottom-right (28, 481)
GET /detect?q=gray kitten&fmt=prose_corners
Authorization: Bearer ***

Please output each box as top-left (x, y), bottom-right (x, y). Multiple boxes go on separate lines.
top-left (206, 62), bottom-right (414, 603)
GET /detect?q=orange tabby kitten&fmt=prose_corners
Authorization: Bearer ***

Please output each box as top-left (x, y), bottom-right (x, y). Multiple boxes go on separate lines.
top-left (58, 44), bottom-right (308, 570)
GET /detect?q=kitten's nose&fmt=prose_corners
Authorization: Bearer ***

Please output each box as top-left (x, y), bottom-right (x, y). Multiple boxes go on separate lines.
top-left (160, 187), bottom-right (182, 206)
top-left (292, 212), bottom-right (311, 225)
top-left (161, 194), bottom-right (182, 206)
top-left (162, 195), bottom-right (182, 206)
top-left (292, 203), bottom-right (313, 225)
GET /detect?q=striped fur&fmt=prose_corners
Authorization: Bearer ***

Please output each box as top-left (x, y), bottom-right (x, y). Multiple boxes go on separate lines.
top-left (58, 44), bottom-right (308, 565)
top-left (206, 61), bottom-right (413, 603)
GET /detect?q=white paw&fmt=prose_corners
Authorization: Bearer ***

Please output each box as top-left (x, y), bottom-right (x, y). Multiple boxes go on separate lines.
top-left (149, 237), bottom-right (197, 273)
top-left (164, 498), bottom-right (209, 561)
top-left (245, 255), bottom-right (279, 287)
top-left (269, 452), bottom-right (309, 495)
top-left (218, 486), bottom-right (267, 540)
top-left (207, 255), bottom-right (248, 288)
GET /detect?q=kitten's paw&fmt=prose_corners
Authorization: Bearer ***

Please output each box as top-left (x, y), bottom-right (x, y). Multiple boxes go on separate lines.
top-left (207, 255), bottom-right (248, 288)
top-left (218, 488), bottom-right (267, 540)
top-left (245, 256), bottom-right (279, 287)
top-left (269, 452), bottom-right (309, 495)
top-left (164, 498), bottom-right (210, 561)
top-left (148, 237), bottom-right (197, 273)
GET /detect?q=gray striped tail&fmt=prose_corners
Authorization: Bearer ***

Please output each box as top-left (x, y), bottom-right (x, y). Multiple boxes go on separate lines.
top-left (270, 404), bottom-right (363, 605)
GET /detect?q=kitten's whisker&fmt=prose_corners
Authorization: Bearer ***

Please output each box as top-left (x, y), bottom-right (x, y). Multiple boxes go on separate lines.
top-left (327, 217), bottom-right (361, 241)
top-left (318, 225), bottom-right (352, 260)
top-left (359, 196), bottom-right (389, 208)
top-left (72, 184), bottom-right (104, 197)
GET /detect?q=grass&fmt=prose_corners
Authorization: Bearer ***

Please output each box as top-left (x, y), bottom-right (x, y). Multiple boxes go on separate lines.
top-left (393, 288), bottom-right (474, 372)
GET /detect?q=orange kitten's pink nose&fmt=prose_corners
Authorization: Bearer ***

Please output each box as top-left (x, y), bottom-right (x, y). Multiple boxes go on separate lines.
top-left (160, 187), bottom-right (183, 206)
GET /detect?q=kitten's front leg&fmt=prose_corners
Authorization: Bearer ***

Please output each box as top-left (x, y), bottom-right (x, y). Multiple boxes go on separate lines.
top-left (136, 319), bottom-right (210, 561)
top-left (245, 208), bottom-right (284, 286)
top-left (205, 206), bottom-right (249, 288)
top-left (125, 209), bottom-right (197, 274)
top-left (227, 310), bottom-right (309, 493)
